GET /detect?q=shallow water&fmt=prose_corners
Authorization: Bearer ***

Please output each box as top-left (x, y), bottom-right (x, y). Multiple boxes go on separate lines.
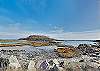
top-left (63, 40), bottom-right (95, 46)
top-left (0, 40), bottom-right (96, 52)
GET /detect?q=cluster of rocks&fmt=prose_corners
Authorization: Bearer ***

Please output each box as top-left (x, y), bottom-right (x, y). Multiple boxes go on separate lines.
top-left (77, 44), bottom-right (100, 57)
top-left (0, 42), bottom-right (100, 71)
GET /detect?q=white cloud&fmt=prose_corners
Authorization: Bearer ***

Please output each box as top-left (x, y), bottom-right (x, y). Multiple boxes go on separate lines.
top-left (0, 28), bottom-right (100, 40)
top-left (0, 21), bottom-right (100, 40)
top-left (46, 26), bottom-right (100, 40)
top-left (0, 15), bottom-right (99, 40)
top-left (47, 30), bottom-right (100, 40)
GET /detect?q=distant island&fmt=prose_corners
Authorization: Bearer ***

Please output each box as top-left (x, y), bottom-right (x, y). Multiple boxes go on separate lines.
top-left (18, 35), bottom-right (57, 46)
top-left (0, 35), bottom-right (99, 47)
top-left (0, 35), bottom-right (57, 47)
top-left (19, 35), bottom-right (55, 41)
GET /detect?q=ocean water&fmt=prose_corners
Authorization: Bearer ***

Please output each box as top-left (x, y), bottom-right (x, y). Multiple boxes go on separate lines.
top-left (0, 40), bottom-right (96, 52)
top-left (0, 42), bottom-right (19, 44)
top-left (62, 40), bottom-right (95, 46)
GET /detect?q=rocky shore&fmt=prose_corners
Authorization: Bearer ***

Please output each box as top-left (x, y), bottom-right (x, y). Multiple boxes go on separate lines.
top-left (0, 35), bottom-right (100, 71)
top-left (0, 41), bottom-right (99, 71)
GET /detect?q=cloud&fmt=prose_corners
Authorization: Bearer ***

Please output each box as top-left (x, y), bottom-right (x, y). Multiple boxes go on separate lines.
top-left (50, 26), bottom-right (64, 33)
top-left (0, 26), bottom-right (100, 40)
top-left (0, 15), bottom-right (99, 40)
top-left (46, 26), bottom-right (100, 40)
top-left (0, 16), bottom-right (20, 33)
top-left (47, 30), bottom-right (100, 40)
top-left (0, 16), bottom-right (38, 39)
top-left (0, 19), bottom-right (99, 40)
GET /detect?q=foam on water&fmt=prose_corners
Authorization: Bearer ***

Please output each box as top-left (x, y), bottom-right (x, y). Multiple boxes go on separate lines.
top-left (0, 40), bottom-right (96, 52)
top-left (63, 40), bottom-right (95, 46)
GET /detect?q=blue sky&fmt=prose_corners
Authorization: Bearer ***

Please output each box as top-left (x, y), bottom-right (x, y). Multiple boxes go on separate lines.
top-left (0, 0), bottom-right (99, 39)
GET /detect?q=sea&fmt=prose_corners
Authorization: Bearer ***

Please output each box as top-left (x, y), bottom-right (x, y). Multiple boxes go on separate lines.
top-left (0, 40), bottom-right (96, 52)
top-left (63, 40), bottom-right (95, 46)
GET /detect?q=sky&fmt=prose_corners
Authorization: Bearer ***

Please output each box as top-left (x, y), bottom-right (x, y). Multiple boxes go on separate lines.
top-left (0, 0), bottom-right (99, 39)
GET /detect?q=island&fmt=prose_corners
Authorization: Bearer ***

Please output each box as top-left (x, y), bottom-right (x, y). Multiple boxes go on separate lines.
top-left (0, 35), bottom-right (56, 47)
